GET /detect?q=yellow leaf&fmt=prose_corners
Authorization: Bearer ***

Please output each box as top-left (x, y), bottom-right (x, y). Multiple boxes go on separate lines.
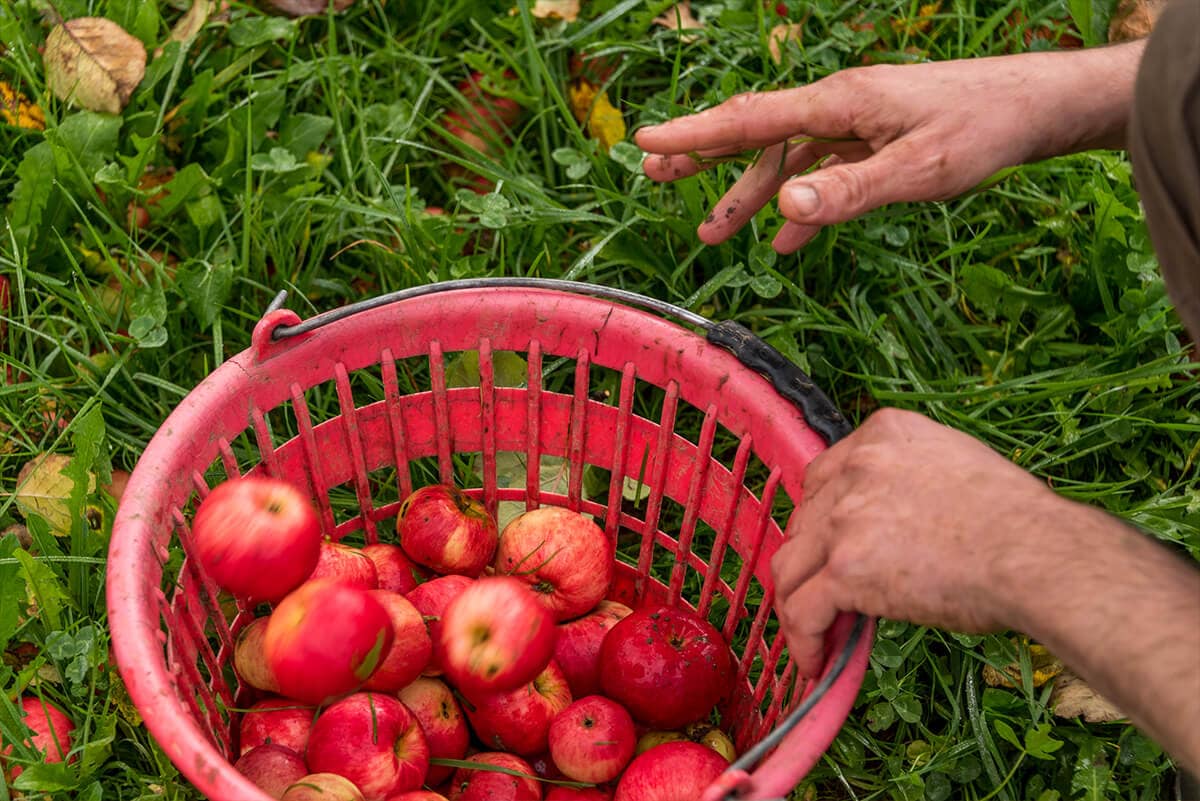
top-left (568, 79), bottom-right (626, 153)
top-left (653, 1), bottom-right (704, 42)
top-left (14, 453), bottom-right (93, 536)
top-left (891, 2), bottom-right (941, 36)
top-left (981, 642), bottom-right (1065, 689)
top-left (767, 23), bottom-right (804, 64)
top-left (1050, 669), bottom-right (1125, 723)
top-left (529, 0), bottom-right (580, 21)
top-left (1108, 0), bottom-right (1168, 42)
top-left (0, 81), bottom-right (45, 130)
top-left (44, 17), bottom-right (147, 115)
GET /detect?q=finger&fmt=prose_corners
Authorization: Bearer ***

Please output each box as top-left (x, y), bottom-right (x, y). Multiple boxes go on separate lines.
top-left (770, 514), bottom-right (829, 605)
top-left (642, 144), bottom-right (764, 182)
top-left (777, 570), bottom-right (842, 678)
top-left (634, 84), bottom-right (855, 155)
top-left (778, 138), bottom-right (945, 226)
top-left (773, 221), bottom-right (822, 253)
top-left (798, 441), bottom-right (853, 500)
top-left (696, 141), bottom-right (824, 245)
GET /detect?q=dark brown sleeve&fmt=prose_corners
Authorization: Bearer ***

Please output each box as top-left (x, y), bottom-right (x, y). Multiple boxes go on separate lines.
top-left (1128, 0), bottom-right (1200, 344)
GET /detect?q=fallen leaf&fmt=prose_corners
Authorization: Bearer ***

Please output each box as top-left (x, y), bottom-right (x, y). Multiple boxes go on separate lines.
top-left (982, 642), bottom-right (1065, 688)
top-left (767, 23), bottom-right (804, 64)
top-left (653, 1), bottom-right (704, 42)
top-left (15, 453), bottom-right (94, 535)
top-left (153, 0), bottom-right (219, 57)
top-left (1108, 0), bottom-right (1168, 42)
top-left (44, 18), bottom-right (146, 115)
top-left (1050, 669), bottom-right (1124, 723)
top-left (263, 0), bottom-right (355, 17)
top-left (568, 79), bottom-right (626, 153)
top-left (891, 2), bottom-right (941, 36)
top-left (529, 0), bottom-right (580, 22)
top-left (0, 81), bottom-right (45, 130)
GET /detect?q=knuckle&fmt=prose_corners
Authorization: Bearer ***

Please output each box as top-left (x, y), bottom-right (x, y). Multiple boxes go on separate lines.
top-left (825, 166), bottom-right (873, 213)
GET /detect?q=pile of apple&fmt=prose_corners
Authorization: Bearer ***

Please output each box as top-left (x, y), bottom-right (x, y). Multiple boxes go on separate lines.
top-left (192, 477), bottom-right (740, 801)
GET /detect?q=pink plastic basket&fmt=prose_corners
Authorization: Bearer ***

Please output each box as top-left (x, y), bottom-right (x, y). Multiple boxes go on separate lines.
top-left (107, 279), bottom-right (874, 800)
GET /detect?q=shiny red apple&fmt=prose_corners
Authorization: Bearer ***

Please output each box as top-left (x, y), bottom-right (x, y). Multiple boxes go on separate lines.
top-left (398, 485), bottom-right (498, 577)
top-left (307, 693), bottom-right (429, 801)
top-left (599, 606), bottom-right (733, 729)
top-left (281, 773), bottom-right (365, 801)
top-left (463, 660), bottom-right (572, 756)
top-left (447, 752), bottom-right (541, 801)
top-left (386, 793), bottom-right (449, 801)
top-left (309, 540), bottom-right (379, 589)
top-left (494, 507), bottom-right (612, 621)
top-left (239, 697), bottom-right (315, 757)
top-left (548, 695), bottom-right (636, 783)
top-left (235, 743), bottom-right (308, 799)
top-left (405, 575), bottom-right (474, 677)
top-left (234, 616), bottom-right (280, 693)
top-left (396, 678), bottom-right (469, 786)
top-left (436, 576), bottom-right (556, 695)
top-left (362, 590), bottom-right (432, 692)
top-left (264, 579), bottom-right (394, 705)
top-left (614, 741), bottom-right (729, 801)
top-left (553, 600), bottom-right (632, 697)
top-left (362, 543), bottom-right (425, 594)
top-left (546, 789), bottom-right (613, 801)
top-left (192, 476), bottom-right (322, 602)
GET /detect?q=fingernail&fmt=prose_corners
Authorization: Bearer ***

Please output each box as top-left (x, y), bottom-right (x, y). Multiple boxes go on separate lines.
top-left (785, 183), bottom-right (820, 216)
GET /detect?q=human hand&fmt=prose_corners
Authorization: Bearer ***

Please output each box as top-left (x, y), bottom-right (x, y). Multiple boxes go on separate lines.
top-left (636, 47), bottom-right (1142, 252)
top-left (771, 408), bottom-right (1063, 677)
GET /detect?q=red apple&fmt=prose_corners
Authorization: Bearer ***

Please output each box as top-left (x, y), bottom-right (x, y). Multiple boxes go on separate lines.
top-left (1, 696), bottom-right (75, 779)
top-left (235, 744), bottom-right (308, 799)
top-left (396, 678), bottom-right (468, 786)
top-left (436, 576), bottom-right (556, 695)
top-left (265, 579), bottom-right (394, 705)
top-left (397, 485), bottom-right (498, 577)
top-left (307, 693), bottom-right (429, 801)
top-left (599, 606), bottom-right (733, 729)
top-left (309, 541), bottom-right (379, 589)
top-left (240, 697), bottom-right (316, 756)
top-left (362, 543), bottom-right (424, 594)
top-left (546, 789), bottom-right (612, 801)
top-left (282, 773), bottom-right (366, 801)
top-left (362, 591), bottom-right (432, 692)
top-left (192, 476), bottom-right (322, 602)
top-left (553, 600), bottom-right (632, 697)
top-left (614, 741), bottom-right (728, 801)
top-left (447, 752), bottom-right (541, 801)
top-left (405, 575), bottom-right (474, 677)
top-left (386, 793), bottom-right (448, 801)
top-left (235, 617), bottom-right (280, 693)
top-left (494, 507), bottom-right (612, 621)
top-left (547, 695), bottom-right (636, 783)
top-left (463, 660), bottom-right (572, 756)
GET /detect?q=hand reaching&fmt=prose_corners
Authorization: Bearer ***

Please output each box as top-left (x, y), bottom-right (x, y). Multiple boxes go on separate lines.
top-left (636, 47), bottom-right (1141, 252)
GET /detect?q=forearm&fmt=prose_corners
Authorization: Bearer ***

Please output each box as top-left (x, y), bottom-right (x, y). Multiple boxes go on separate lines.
top-left (995, 498), bottom-right (1200, 773)
top-left (1019, 40), bottom-right (1147, 158)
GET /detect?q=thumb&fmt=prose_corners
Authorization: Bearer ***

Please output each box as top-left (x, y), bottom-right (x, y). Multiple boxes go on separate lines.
top-left (779, 140), bottom-right (943, 226)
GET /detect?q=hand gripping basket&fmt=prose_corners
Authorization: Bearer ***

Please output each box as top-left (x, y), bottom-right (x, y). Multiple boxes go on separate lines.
top-left (107, 278), bottom-right (874, 801)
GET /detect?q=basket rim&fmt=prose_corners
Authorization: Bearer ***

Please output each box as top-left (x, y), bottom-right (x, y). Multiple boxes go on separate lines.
top-left (107, 280), bottom-right (875, 801)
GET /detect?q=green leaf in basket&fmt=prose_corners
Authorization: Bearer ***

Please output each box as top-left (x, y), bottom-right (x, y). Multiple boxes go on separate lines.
top-left (446, 350), bottom-right (527, 389)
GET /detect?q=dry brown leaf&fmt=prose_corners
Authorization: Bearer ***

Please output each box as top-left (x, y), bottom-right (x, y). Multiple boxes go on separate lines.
top-left (1108, 0), bottom-right (1168, 42)
top-left (654, 1), bottom-right (704, 42)
top-left (44, 18), bottom-right (146, 114)
top-left (1050, 669), bottom-right (1125, 723)
top-left (15, 453), bottom-right (92, 535)
top-left (767, 23), bottom-right (804, 64)
top-left (529, 0), bottom-right (580, 22)
top-left (568, 79), bottom-right (626, 152)
top-left (0, 81), bottom-right (45, 130)
top-left (263, 0), bottom-right (355, 17)
top-left (982, 643), bottom-right (1065, 688)
top-left (153, 0), bottom-right (218, 58)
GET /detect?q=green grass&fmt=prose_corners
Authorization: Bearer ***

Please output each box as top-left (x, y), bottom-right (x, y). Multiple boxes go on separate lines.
top-left (2, 0), bottom-right (1198, 799)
